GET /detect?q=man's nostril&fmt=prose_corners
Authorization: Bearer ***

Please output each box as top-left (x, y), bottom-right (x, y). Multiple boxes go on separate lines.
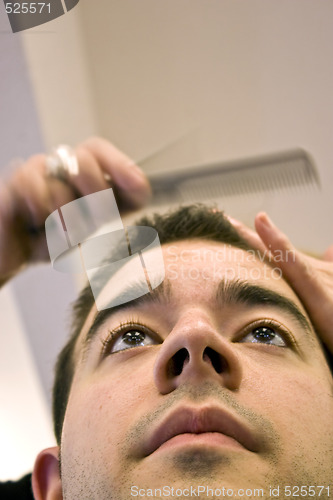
top-left (167, 348), bottom-right (190, 377)
top-left (203, 347), bottom-right (228, 374)
top-left (166, 347), bottom-right (229, 378)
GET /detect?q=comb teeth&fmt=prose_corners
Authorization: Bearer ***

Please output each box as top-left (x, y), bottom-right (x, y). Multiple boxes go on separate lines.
top-left (148, 149), bottom-right (320, 206)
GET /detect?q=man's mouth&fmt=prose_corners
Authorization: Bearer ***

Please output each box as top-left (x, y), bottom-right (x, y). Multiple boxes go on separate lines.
top-left (142, 405), bottom-right (260, 456)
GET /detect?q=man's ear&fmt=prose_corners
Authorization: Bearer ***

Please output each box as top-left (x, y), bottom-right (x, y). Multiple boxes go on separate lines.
top-left (32, 446), bottom-right (63, 500)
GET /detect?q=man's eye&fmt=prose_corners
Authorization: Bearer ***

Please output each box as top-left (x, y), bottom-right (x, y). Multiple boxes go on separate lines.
top-left (105, 326), bottom-right (159, 354)
top-left (240, 326), bottom-right (287, 347)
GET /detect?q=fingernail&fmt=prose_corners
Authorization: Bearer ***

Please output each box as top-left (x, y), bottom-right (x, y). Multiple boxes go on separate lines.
top-left (257, 212), bottom-right (274, 229)
top-left (127, 160), bottom-right (145, 177)
top-left (225, 215), bottom-right (241, 227)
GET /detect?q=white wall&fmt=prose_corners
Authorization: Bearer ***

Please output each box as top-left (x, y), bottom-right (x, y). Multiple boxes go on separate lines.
top-left (79, 0), bottom-right (333, 250)
top-left (21, 5), bottom-right (98, 149)
top-left (0, 286), bottom-right (55, 480)
top-left (20, 0), bottom-right (333, 254)
top-left (0, 2), bottom-right (56, 480)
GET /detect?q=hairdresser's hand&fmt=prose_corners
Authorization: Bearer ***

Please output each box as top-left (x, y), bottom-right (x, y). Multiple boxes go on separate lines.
top-left (230, 213), bottom-right (333, 353)
top-left (0, 137), bottom-right (151, 286)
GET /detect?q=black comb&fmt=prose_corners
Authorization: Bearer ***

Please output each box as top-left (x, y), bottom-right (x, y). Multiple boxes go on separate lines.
top-left (146, 149), bottom-right (320, 206)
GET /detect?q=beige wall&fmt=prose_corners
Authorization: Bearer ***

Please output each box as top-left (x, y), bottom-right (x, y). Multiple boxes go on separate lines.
top-left (79, 0), bottom-right (333, 171)
top-left (22, 0), bottom-right (333, 252)
top-left (21, 6), bottom-right (98, 149)
top-left (22, 1), bottom-right (333, 174)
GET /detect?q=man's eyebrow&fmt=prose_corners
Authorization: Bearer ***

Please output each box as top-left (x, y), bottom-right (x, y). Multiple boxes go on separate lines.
top-left (216, 279), bottom-right (312, 334)
top-left (82, 276), bottom-right (313, 356)
top-left (83, 278), bottom-right (172, 351)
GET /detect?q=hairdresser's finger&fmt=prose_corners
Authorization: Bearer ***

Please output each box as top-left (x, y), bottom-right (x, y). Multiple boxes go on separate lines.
top-left (254, 212), bottom-right (306, 277)
top-left (60, 145), bottom-right (110, 197)
top-left (227, 216), bottom-right (267, 254)
top-left (9, 154), bottom-right (81, 226)
top-left (82, 137), bottom-right (151, 210)
top-left (323, 245), bottom-right (333, 262)
top-left (254, 212), bottom-right (317, 284)
top-left (255, 212), bottom-right (333, 349)
top-left (9, 155), bottom-right (58, 226)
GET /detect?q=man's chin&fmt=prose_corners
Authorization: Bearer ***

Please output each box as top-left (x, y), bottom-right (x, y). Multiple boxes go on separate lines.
top-left (129, 449), bottom-right (267, 492)
top-left (139, 442), bottom-right (258, 475)
top-left (165, 447), bottom-right (232, 476)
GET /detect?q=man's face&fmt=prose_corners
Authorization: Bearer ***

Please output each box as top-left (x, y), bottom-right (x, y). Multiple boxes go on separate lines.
top-left (60, 240), bottom-right (333, 499)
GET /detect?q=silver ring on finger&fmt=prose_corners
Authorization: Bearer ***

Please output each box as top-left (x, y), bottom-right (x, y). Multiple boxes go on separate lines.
top-left (45, 145), bottom-right (79, 181)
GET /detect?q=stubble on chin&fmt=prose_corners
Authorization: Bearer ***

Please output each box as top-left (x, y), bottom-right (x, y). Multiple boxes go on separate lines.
top-left (168, 448), bottom-right (230, 477)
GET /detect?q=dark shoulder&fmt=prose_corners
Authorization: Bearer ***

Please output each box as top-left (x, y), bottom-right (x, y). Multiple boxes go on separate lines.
top-left (0, 473), bottom-right (34, 500)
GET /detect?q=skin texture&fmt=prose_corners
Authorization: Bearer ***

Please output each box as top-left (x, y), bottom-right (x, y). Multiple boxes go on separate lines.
top-left (33, 240), bottom-right (333, 500)
top-left (231, 213), bottom-right (333, 353)
top-left (0, 137), bottom-right (150, 285)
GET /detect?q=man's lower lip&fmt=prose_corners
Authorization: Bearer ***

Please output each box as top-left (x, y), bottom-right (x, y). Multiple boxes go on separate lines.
top-left (153, 432), bottom-right (246, 453)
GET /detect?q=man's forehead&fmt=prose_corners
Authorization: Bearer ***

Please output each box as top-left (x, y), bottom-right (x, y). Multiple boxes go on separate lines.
top-left (77, 239), bottom-right (309, 346)
top-left (162, 240), bottom-right (290, 289)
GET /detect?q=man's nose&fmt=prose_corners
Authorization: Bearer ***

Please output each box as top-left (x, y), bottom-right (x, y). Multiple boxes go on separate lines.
top-left (153, 311), bottom-right (243, 394)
